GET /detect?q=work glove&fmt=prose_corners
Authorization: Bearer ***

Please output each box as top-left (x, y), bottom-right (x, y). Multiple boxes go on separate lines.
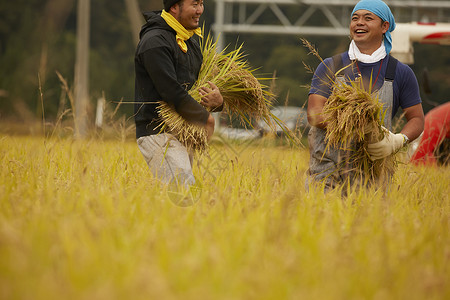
top-left (367, 126), bottom-right (406, 161)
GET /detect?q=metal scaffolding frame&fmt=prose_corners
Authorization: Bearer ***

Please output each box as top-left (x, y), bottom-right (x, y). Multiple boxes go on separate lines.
top-left (213, 0), bottom-right (450, 50)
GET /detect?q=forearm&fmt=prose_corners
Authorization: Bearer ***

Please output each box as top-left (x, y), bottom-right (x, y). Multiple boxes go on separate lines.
top-left (205, 113), bottom-right (215, 141)
top-left (401, 117), bottom-right (424, 141)
top-left (308, 112), bottom-right (327, 130)
top-left (401, 104), bottom-right (425, 142)
top-left (307, 94), bottom-right (328, 130)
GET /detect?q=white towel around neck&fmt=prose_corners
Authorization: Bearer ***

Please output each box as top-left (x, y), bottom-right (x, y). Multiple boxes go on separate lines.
top-left (348, 40), bottom-right (387, 63)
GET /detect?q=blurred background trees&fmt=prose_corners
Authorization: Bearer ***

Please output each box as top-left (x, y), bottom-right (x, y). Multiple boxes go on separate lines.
top-left (0, 0), bottom-right (448, 127)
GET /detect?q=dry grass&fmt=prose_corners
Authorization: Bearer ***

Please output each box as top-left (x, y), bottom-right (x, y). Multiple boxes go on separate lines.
top-left (323, 76), bottom-right (396, 184)
top-left (157, 34), bottom-right (275, 154)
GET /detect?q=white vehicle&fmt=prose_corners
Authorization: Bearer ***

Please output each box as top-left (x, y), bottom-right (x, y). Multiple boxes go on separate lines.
top-left (259, 106), bottom-right (309, 136)
top-left (392, 22), bottom-right (450, 64)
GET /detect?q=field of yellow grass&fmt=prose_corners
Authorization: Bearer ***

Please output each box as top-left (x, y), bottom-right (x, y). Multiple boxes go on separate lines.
top-left (1, 134), bottom-right (449, 299)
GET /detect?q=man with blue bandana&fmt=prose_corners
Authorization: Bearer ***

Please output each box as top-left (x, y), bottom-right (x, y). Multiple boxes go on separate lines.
top-left (306, 0), bottom-right (424, 191)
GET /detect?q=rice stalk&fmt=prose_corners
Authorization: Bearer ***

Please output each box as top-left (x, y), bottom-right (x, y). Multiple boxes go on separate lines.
top-left (156, 33), bottom-right (276, 153)
top-left (157, 103), bottom-right (209, 152)
top-left (56, 71), bottom-right (77, 134)
top-left (324, 76), bottom-right (397, 184)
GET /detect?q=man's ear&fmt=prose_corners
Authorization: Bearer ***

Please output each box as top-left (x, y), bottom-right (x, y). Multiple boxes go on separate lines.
top-left (169, 4), bottom-right (179, 14)
top-left (381, 21), bottom-right (389, 34)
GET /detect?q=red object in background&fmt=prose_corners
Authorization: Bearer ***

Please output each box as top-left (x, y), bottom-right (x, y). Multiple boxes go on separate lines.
top-left (421, 32), bottom-right (450, 44)
top-left (411, 102), bottom-right (450, 165)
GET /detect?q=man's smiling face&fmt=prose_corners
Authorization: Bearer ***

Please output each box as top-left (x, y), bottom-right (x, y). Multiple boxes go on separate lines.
top-left (350, 10), bottom-right (389, 54)
top-left (173, 0), bottom-right (204, 30)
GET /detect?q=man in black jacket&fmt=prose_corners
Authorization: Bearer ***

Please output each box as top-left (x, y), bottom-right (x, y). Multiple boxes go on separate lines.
top-left (134, 0), bottom-right (223, 186)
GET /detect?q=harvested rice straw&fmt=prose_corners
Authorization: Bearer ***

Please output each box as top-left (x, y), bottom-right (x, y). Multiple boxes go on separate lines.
top-left (323, 76), bottom-right (396, 184)
top-left (156, 103), bottom-right (208, 152)
top-left (301, 38), bottom-right (397, 184)
top-left (156, 33), bottom-right (277, 153)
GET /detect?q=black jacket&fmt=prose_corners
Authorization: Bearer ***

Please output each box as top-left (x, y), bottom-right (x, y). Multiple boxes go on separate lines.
top-left (134, 11), bottom-right (209, 139)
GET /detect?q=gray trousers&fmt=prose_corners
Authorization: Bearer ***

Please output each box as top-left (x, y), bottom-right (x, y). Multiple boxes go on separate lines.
top-left (137, 134), bottom-right (195, 187)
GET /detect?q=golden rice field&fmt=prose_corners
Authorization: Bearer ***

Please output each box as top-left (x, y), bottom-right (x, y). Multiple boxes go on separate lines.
top-left (1, 134), bottom-right (449, 300)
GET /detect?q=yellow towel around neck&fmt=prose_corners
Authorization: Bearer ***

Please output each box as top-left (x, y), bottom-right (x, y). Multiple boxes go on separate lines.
top-left (161, 10), bottom-right (202, 53)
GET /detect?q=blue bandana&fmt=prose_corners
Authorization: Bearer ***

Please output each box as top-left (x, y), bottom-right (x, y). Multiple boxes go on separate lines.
top-left (351, 0), bottom-right (396, 54)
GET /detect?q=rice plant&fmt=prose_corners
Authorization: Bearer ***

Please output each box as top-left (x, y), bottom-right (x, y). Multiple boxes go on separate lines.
top-left (156, 33), bottom-right (276, 154)
top-left (0, 134), bottom-right (448, 300)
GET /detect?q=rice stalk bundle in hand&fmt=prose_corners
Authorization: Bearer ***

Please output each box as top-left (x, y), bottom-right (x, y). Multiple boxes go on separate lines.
top-left (215, 57), bottom-right (272, 122)
top-left (156, 33), bottom-right (275, 153)
top-left (324, 77), bottom-right (383, 146)
top-left (156, 104), bottom-right (209, 152)
top-left (323, 76), bottom-right (397, 184)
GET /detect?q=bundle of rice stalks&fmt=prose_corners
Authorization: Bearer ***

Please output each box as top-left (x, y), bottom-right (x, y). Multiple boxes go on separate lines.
top-left (323, 77), bottom-right (397, 184)
top-left (156, 33), bottom-right (276, 154)
top-left (301, 38), bottom-right (397, 184)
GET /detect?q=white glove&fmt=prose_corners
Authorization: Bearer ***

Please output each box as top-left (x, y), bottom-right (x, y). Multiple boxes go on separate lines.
top-left (367, 126), bottom-right (405, 161)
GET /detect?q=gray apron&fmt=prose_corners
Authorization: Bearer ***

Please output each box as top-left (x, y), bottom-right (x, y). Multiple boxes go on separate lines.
top-left (306, 78), bottom-right (394, 191)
